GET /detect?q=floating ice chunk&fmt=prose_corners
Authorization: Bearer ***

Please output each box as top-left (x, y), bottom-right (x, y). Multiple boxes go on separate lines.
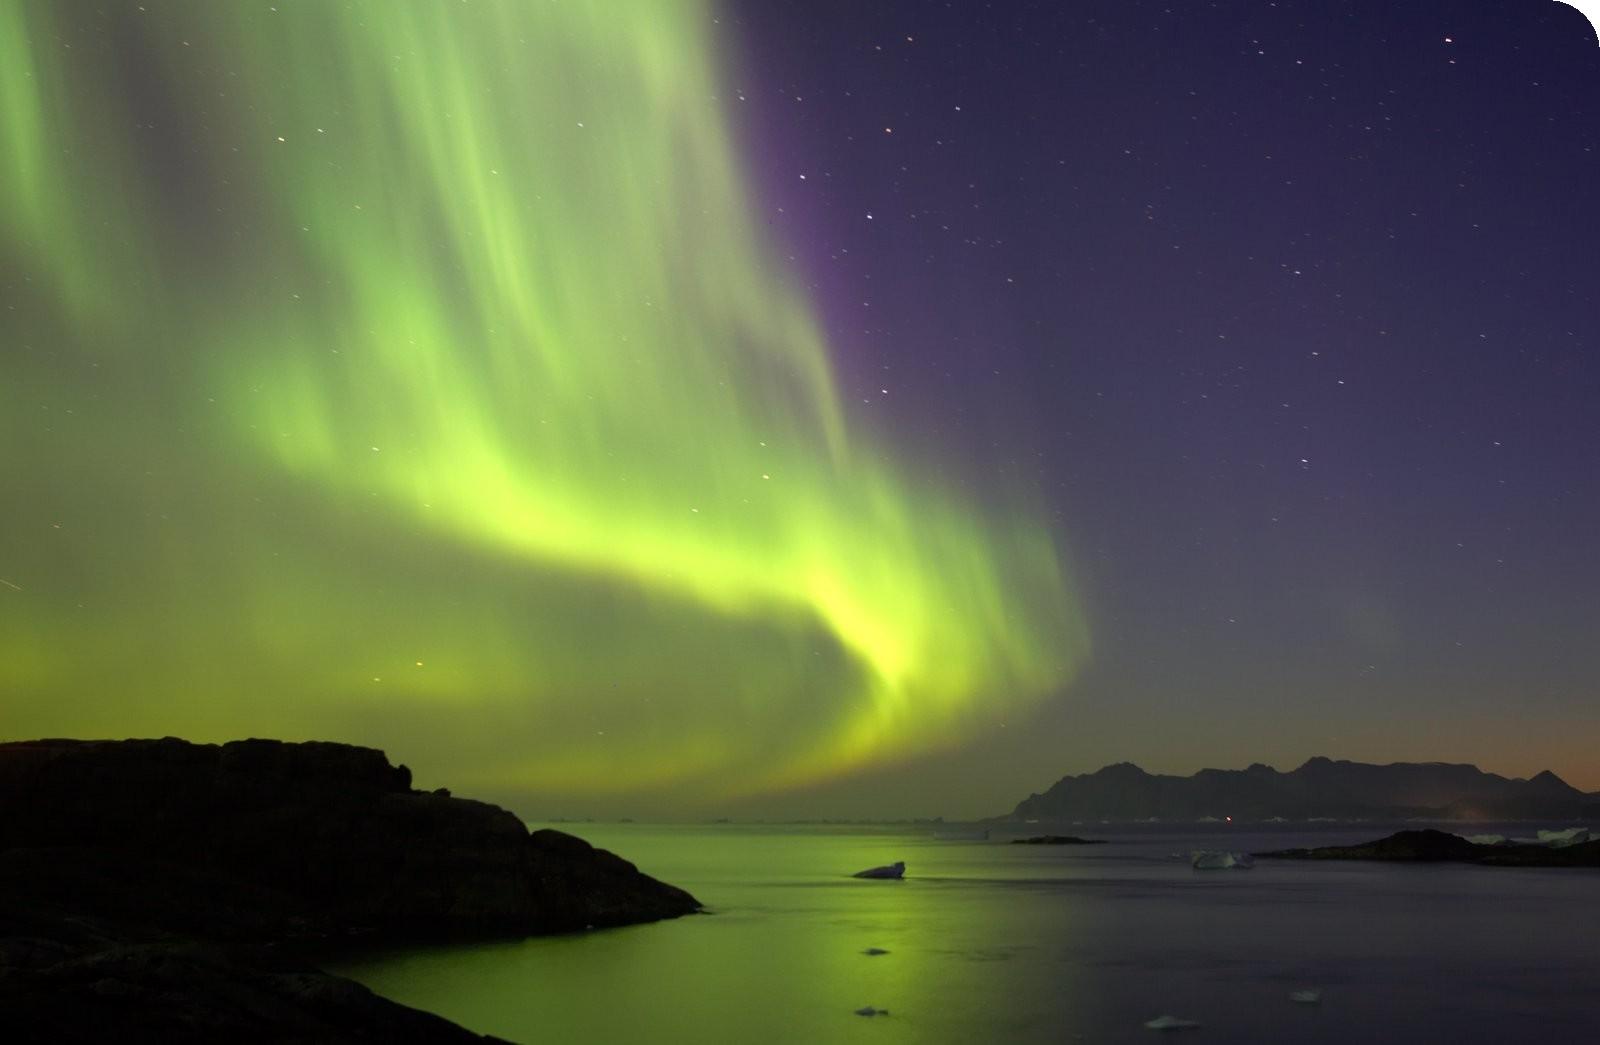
top-left (1461, 834), bottom-right (1507, 846)
top-left (1290, 989), bottom-right (1322, 1004)
top-left (1537, 827), bottom-right (1590, 847)
top-left (1144, 1015), bottom-right (1201, 1031)
top-left (1191, 849), bottom-right (1254, 870)
top-left (861, 947), bottom-right (890, 956)
top-left (855, 1006), bottom-right (889, 1017)
top-left (852, 861), bottom-right (905, 879)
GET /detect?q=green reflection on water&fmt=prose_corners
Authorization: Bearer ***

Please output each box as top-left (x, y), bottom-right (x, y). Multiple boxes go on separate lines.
top-left (332, 824), bottom-right (1089, 1043)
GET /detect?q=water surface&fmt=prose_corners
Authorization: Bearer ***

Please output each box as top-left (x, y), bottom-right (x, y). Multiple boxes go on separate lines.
top-left (334, 823), bottom-right (1600, 1042)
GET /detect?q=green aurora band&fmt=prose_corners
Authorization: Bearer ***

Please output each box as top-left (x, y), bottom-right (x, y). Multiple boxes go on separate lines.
top-left (0, 1), bottom-right (1087, 806)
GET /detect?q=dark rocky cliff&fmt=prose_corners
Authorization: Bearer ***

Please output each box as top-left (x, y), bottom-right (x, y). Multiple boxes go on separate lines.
top-left (0, 737), bottom-right (701, 1041)
top-left (0, 737), bottom-right (698, 938)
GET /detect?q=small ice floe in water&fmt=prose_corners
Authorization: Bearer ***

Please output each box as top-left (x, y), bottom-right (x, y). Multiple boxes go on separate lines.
top-left (852, 861), bottom-right (905, 879)
top-left (1144, 1015), bottom-right (1201, 1031)
top-left (1191, 849), bottom-right (1254, 870)
top-left (862, 947), bottom-right (890, 956)
top-left (1290, 989), bottom-right (1323, 1004)
top-left (1537, 827), bottom-right (1590, 847)
top-left (1461, 833), bottom-right (1508, 846)
top-left (855, 1006), bottom-right (889, 1017)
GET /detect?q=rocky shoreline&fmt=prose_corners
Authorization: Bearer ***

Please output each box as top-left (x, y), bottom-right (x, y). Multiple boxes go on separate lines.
top-left (0, 738), bottom-right (701, 1041)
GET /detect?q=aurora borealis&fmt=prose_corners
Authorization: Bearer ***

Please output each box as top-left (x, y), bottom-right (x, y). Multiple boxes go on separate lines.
top-left (5, 1), bottom-right (1599, 817)
top-left (0, 1), bottom-right (1085, 806)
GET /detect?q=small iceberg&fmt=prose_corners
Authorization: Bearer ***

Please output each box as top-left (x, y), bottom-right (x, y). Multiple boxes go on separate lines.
top-left (1144, 1015), bottom-right (1201, 1031)
top-left (1290, 989), bottom-right (1322, 1004)
top-left (854, 1006), bottom-right (889, 1017)
top-left (1191, 849), bottom-right (1254, 870)
top-left (852, 861), bottom-right (905, 879)
top-left (1537, 827), bottom-right (1590, 847)
top-left (1461, 833), bottom-right (1508, 846)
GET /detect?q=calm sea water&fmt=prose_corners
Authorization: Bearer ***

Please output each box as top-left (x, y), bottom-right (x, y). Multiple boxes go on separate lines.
top-left (332, 822), bottom-right (1600, 1043)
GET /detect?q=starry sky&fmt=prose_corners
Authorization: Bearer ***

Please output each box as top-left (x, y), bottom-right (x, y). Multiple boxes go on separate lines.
top-left (2, 1), bottom-right (1597, 818)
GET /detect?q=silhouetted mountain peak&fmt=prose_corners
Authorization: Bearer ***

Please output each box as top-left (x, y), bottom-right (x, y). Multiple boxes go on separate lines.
top-left (1526, 769), bottom-right (1577, 793)
top-left (1092, 761), bottom-right (1149, 778)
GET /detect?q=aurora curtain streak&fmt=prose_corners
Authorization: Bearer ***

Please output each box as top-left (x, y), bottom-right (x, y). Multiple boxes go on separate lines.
top-left (0, 1), bottom-right (1087, 805)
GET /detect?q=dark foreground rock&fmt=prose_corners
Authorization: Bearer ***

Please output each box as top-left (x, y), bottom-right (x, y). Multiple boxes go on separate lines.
top-left (1256, 828), bottom-right (1600, 867)
top-left (0, 737), bottom-right (702, 1041)
top-left (1010, 835), bottom-right (1107, 845)
top-left (0, 925), bottom-right (504, 1043)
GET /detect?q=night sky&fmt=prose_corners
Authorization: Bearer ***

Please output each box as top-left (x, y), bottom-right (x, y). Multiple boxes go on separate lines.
top-left (3, 1), bottom-right (1596, 818)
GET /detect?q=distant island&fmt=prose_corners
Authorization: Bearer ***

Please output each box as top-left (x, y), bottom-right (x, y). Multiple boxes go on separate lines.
top-left (1005, 757), bottom-right (1600, 823)
top-left (0, 737), bottom-right (700, 1040)
top-left (1258, 828), bottom-right (1599, 867)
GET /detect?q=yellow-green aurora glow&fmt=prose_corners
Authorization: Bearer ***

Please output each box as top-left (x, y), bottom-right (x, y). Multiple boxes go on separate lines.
top-left (0, 1), bottom-right (1087, 807)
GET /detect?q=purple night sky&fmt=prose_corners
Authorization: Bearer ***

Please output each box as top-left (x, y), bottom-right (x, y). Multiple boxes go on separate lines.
top-left (721, 0), bottom-right (1599, 800)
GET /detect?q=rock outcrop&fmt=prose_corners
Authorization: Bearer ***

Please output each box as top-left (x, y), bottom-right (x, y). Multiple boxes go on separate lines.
top-left (0, 737), bottom-right (698, 939)
top-left (0, 737), bottom-right (702, 1041)
top-left (1256, 828), bottom-right (1600, 867)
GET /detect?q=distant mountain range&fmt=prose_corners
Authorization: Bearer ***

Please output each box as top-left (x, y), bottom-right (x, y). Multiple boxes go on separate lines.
top-left (1005, 758), bottom-right (1600, 823)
